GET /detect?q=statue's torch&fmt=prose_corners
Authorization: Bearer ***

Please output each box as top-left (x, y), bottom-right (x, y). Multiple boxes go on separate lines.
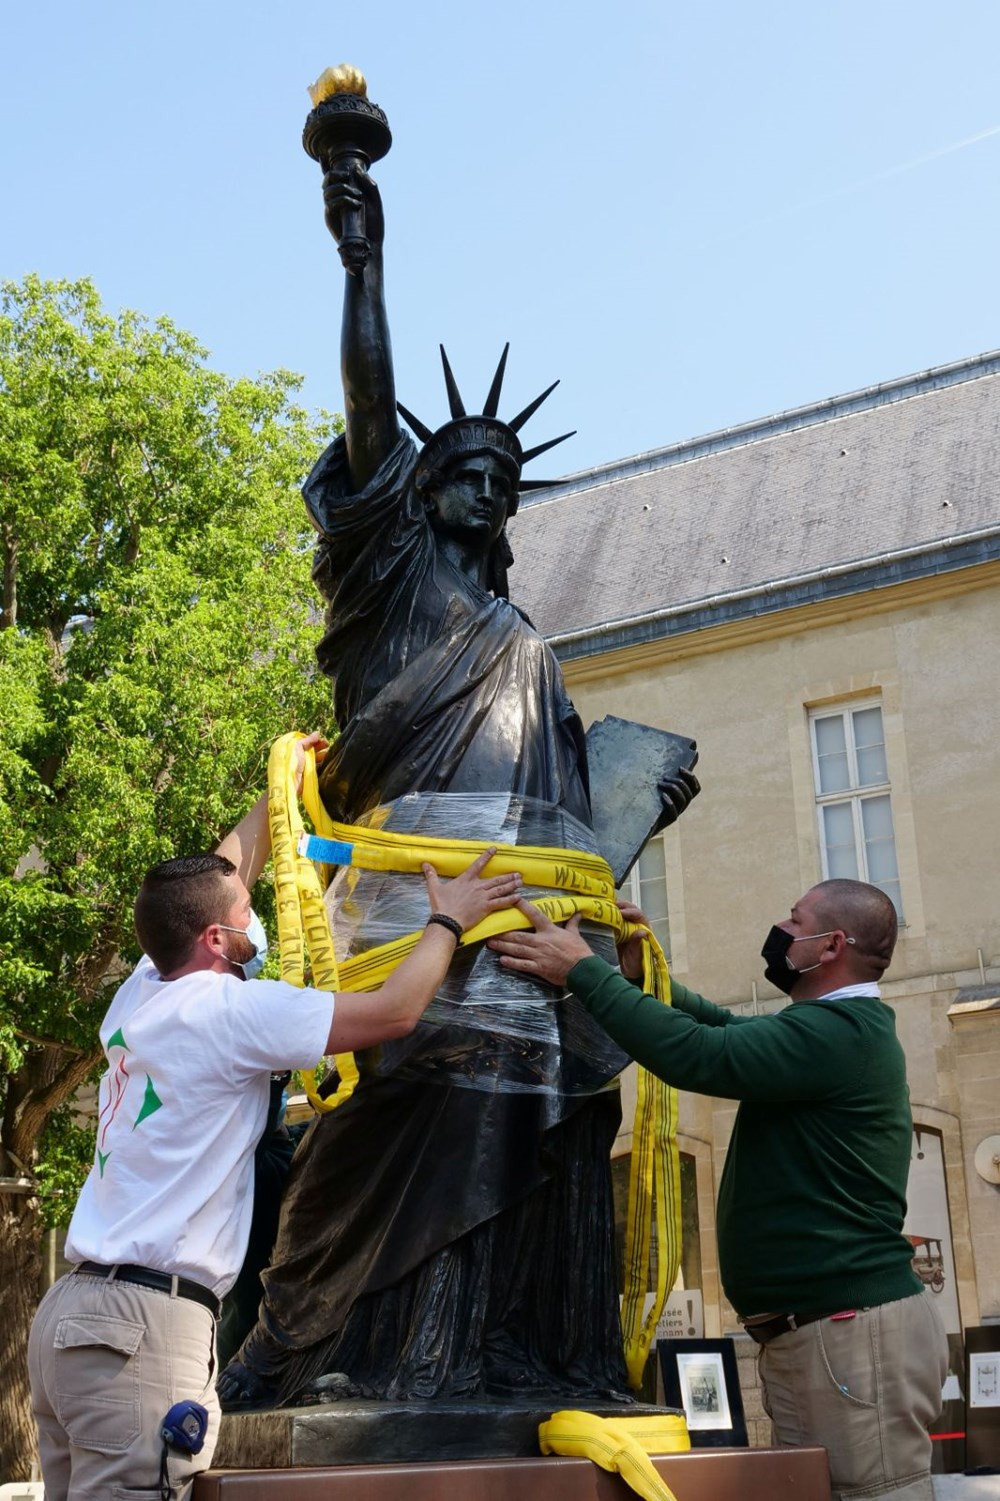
top-left (303, 64), bottom-right (392, 278)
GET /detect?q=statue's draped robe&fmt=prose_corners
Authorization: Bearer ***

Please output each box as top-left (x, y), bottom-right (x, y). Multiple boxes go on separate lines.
top-left (311, 434), bottom-right (591, 824)
top-left (236, 434), bottom-right (628, 1402)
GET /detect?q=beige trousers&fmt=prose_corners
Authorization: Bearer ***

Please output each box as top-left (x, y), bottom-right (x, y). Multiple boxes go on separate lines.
top-left (757, 1292), bottom-right (948, 1501)
top-left (28, 1269), bottom-right (221, 1501)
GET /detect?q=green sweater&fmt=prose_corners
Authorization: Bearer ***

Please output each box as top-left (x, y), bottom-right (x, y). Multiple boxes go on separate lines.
top-left (568, 956), bottom-right (921, 1317)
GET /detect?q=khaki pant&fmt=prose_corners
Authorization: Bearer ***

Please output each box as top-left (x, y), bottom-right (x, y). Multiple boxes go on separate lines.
top-left (28, 1269), bottom-right (221, 1501)
top-left (758, 1292), bottom-right (948, 1501)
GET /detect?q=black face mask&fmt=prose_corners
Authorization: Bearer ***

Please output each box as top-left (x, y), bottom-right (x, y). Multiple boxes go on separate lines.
top-left (761, 926), bottom-right (800, 994)
top-left (760, 925), bottom-right (825, 996)
top-left (760, 925), bottom-right (854, 995)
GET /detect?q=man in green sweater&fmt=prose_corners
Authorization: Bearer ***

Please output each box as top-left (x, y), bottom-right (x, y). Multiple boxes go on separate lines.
top-left (488, 877), bottom-right (947, 1501)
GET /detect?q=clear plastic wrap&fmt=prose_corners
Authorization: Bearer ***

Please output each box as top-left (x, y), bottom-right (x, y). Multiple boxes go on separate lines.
top-left (324, 791), bottom-right (628, 1100)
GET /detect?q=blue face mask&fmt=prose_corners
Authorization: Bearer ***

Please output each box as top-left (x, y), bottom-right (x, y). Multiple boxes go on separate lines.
top-left (219, 909), bottom-right (268, 981)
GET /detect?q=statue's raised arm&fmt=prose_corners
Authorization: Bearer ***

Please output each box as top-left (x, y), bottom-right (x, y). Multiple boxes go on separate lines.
top-left (322, 164), bottom-right (400, 493)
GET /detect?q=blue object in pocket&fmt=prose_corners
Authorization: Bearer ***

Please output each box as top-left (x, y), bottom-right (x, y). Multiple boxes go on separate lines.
top-left (161, 1399), bottom-right (209, 1454)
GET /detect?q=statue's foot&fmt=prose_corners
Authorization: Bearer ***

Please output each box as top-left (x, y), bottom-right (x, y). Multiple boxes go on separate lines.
top-left (217, 1356), bottom-right (284, 1412)
top-left (595, 1386), bottom-right (637, 1405)
top-left (218, 1318), bottom-right (307, 1411)
top-left (297, 1371), bottom-right (368, 1404)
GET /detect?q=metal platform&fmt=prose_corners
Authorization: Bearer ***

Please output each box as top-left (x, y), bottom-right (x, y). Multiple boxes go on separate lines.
top-left (195, 1444), bottom-right (831, 1499)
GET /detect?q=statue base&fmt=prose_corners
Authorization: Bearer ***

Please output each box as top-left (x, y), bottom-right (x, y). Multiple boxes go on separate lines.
top-left (197, 1444), bottom-right (832, 1500)
top-left (213, 1398), bottom-right (671, 1469)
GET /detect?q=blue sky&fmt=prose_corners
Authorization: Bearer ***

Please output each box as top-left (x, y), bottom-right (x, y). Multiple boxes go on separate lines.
top-left (4, 0), bottom-right (1000, 474)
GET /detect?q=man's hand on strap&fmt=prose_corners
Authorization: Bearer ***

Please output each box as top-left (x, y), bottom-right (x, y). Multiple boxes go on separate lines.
top-left (292, 730), bottom-right (329, 795)
top-left (616, 900), bottom-right (653, 981)
top-left (488, 898), bottom-right (595, 987)
top-left (422, 849), bottom-right (522, 936)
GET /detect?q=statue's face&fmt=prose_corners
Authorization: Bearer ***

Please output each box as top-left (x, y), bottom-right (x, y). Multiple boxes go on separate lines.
top-left (426, 454), bottom-right (515, 545)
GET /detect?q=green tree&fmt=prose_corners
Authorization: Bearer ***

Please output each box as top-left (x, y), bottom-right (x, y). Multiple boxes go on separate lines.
top-left (0, 275), bottom-right (338, 1480)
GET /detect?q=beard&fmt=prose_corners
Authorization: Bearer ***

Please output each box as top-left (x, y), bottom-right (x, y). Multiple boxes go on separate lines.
top-left (224, 932), bottom-right (257, 971)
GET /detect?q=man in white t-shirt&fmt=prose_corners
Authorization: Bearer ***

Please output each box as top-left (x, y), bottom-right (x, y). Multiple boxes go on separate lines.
top-left (28, 737), bottom-right (521, 1501)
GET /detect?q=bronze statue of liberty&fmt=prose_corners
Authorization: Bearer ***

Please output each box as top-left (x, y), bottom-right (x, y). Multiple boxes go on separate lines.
top-left (219, 78), bottom-right (697, 1410)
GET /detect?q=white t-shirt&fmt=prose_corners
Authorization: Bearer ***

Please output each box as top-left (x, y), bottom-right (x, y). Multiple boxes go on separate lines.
top-left (65, 958), bottom-right (334, 1296)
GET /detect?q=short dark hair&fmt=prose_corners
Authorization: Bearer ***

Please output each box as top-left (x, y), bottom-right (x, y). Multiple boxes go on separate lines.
top-left (809, 879), bottom-right (898, 979)
top-left (134, 853), bottom-right (237, 976)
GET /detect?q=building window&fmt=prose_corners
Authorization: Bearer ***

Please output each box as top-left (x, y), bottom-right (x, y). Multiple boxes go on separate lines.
top-left (809, 701), bottom-right (903, 918)
top-left (611, 1147), bottom-right (702, 1397)
top-left (618, 836), bottom-right (670, 959)
top-left (611, 1149), bottom-right (701, 1296)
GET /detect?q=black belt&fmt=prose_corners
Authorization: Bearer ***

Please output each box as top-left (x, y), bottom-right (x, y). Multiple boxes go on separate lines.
top-left (75, 1261), bottom-right (221, 1319)
top-left (741, 1309), bottom-right (846, 1345)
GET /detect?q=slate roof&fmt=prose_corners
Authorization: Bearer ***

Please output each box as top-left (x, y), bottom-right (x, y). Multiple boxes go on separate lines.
top-left (508, 353), bottom-right (1000, 659)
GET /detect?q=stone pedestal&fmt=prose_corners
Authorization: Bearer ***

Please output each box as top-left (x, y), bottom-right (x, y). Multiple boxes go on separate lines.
top-left (213, 1400), bottom-right (672, 1469)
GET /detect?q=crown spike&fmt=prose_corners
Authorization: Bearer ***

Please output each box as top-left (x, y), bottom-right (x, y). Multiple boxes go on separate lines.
top-left (520, 430), bottom-right (576, 465)
top-left (439, 345), bottom-right (466, 419)
top-left (396, 401), bottom-right (435, 444)
top-left (508, 380), bottom-right (560, 435)
top-left (483, 343), bottom-right (510, 418)
top-left (516, 478), bottom-right (561, 491)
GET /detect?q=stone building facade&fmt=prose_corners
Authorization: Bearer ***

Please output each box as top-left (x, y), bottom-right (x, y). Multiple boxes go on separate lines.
top-left (510, 351), bottom-right (1000, 1445)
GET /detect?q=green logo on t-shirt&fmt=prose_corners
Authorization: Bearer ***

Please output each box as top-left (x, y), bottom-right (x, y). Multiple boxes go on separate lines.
top-left (96, 1029), bottom-right (163, 1172)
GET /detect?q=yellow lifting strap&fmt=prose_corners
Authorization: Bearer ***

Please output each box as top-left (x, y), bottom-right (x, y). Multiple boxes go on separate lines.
top-left (538, 1410), bottom-right (689, 1501)
top-left (265, 732), bottom-right (680, 1389)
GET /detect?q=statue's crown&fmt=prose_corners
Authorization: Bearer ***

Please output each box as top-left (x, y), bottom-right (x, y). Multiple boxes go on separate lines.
top-left (398, 345), bottom-right (574, 505)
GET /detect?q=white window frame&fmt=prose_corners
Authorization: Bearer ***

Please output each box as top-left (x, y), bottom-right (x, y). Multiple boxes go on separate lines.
top-left (808, 698), bottom-right (903, 919)
top-left (618, 833), bottom-right (671, 960)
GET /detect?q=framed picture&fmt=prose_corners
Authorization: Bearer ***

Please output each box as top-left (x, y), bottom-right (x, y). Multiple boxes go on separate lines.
top-left (658, 1337), bottom-right (748, 1448)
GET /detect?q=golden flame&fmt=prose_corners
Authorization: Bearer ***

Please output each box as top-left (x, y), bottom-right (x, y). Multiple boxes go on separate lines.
top-left (307, 64), bottom-right (368, 108)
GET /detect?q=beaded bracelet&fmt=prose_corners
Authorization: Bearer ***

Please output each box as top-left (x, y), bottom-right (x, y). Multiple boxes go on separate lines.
top-left (426, 912), bottom-right (463, 944)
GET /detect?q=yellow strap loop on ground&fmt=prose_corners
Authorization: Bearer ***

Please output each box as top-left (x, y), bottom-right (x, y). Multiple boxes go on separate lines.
top-left (266, 736), bottom-right (681, 1387)
top-left (539, 1410), bottom-right (689, 1501)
